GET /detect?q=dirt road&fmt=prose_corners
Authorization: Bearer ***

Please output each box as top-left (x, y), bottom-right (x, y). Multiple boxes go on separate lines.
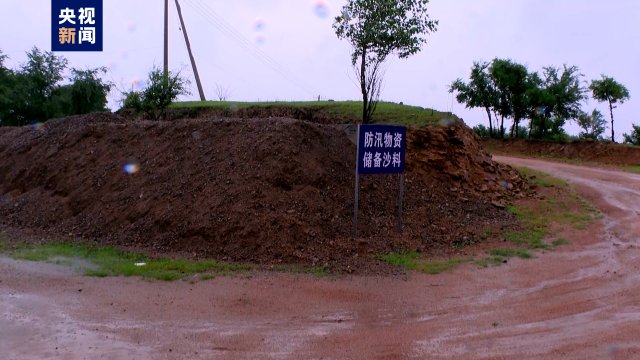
top-left (2, 156), bottom-right (639, 359)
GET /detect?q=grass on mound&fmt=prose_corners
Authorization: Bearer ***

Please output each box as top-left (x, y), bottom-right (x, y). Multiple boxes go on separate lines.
top-left (172, 100), bottom-right (455, 126)
top-left (380, 252), bottom-right (469, 274)
top-left (3, 242), bottom-right (249, 281)
top-left (381, 167), bottom-right (598, 274)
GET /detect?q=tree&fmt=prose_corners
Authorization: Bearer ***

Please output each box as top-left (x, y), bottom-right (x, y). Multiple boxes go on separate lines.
top-left (0, 50), bottom-right (13, 125)
top-left (489, 59), bottom-right (529, 139)
top-left (528, 65), bottom-right (587, 139)
top-left (334, 0), bottom-right (438, 123)
top-left (590, 75), bottom-right (630, 142)
top-left (471, 124), bottom-right (490, 139)
top-left (142, 67), bottom-right (190, 118)
top-left (67, 67), bottom-right (112, 115)
top-left (577, 109), bottom-right (607, 140)
top-left (450, 61), bottom-right (499, 137)
top-left (6, 47), bottom-right (68, 125)
top-left (120, 67), bottom-right (189, 119)
top-left (215, 84), bottom-right (231, 101)
top-left (623, 124), bottom-right (640, 146)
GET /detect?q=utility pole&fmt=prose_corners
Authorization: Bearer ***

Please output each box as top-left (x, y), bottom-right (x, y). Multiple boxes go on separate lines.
top-left (164, 0), bottom-right (169, 79)
top-left (175, 0), bottom-right (206, 101)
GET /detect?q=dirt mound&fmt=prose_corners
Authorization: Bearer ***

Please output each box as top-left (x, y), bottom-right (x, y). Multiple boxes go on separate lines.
top-left (484, 139), bottom-right (640, 166)
top-left (0, 113), bottom-right (527, 271)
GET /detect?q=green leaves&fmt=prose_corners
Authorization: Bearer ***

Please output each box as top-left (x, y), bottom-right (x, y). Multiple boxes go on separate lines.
top-left (452, 59), bottom-right (588, 140)
top-left (577, 109), bottom-right (607, 140)
top-left (623, 124), bottom-right (640, 145)
top-left (0, 47), bottom-right (110, 126)
top-left (590, 75), bottom-right (630, 105)
top-left (334, 0), bottom-right (438, 65)
top-left (121, 67), bottom-right (190, 120)
top-left (334, 0), bottom-right (438, 123)
top-left (589, 75), bottom-right (630, 142)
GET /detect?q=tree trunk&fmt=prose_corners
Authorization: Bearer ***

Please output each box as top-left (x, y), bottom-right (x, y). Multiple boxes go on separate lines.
top-left (510, 119), bottom-right (517, 139)
top-left (360, 47), bottom-right (368, 124)
top-left (485, 107), bottom-right (493, 138)
top-left (609, 99), bottom-right (615, 143)
top-left (500, 116), bottom-right (505, 139)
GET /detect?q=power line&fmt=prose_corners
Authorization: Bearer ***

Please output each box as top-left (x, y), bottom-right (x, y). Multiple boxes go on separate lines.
top-left (181, 0), bottom-right (318, 97)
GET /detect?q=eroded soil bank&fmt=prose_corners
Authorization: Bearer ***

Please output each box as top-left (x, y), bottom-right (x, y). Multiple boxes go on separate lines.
top-left (0, 114), bottom-right (527, 271)
top-left (1, 158), bottom-right (639, 359)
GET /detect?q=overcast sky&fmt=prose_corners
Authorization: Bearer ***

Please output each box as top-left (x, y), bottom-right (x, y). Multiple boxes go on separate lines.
top-left (1, 0), bottom-right (638, 139)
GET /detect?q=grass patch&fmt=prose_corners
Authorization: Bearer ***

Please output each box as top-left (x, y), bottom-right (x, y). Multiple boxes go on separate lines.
top-left (476, 256), bottom-right (505, 268)
top-left (7, 242), bottom-right (249, 281)
top-left (552, 238), bottom-right (569, 247)
top-left (625, 165), bottom-right (640, 174)
top-left (380, 252), bottom-right (467, 274)
top-left (380, 252), bottom-right (419, 268)
top-left (417, 258), bottom-right (467, 274)
top-left (505, 167), bottom-right (598, 251)
top-left (268, 264), bottom-right (330, 277)
top-left (517, 167), bottom-right (567, 188)
top-left (489, 248), bottom-right (533, 259)
top-left (172, 101), bottom-right (455, 126)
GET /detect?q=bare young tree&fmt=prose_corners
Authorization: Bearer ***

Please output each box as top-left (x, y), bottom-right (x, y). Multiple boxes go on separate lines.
top-left (215, 84), bottom-right (232, 101)
top-left (356, 58), bottom-right (385, 123)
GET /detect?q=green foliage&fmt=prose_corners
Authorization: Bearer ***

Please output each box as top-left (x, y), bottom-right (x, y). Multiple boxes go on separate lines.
top-left (0, 47), bottom-right (111, 126)
top-left (0, 50), bottom-right (13, 124)
top-left (577, 109), bottom-right (607, 140)
top-left (528, 65), bottom-right (587, 139)
top-left (122, 67), bottom-right (189, 119)
top-left (453, 60), bottom-right (586, 140)
top-left (623, 124), bottom-right (640, 145)
top-left (68, 67), bottom-right (111, 115)
top-left (489, 58), bottom-right (530, 138)
top-left (121, 90), bottom-right (144, 112)
top-left (334, 0), bottom-right (438, 123)
top-left (590, 75), bottom-right (630, 142)
top-left (334, 0), bottom-right (438, 64)
top-left (472, 124), bottom-right (490, 138)
top-left (8, 242), bottom-right (249, 281)
top-left (450, 61), bottom-right (499, 137)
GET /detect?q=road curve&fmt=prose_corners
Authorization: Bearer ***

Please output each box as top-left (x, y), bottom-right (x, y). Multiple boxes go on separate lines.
top-left (1, 156), bottom-right (640, 359)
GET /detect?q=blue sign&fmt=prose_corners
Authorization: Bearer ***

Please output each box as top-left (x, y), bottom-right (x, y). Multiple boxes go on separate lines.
top-left (51, 0), bottom-right (103, 52)
top-left (357, 124), bottom-right (407, 174)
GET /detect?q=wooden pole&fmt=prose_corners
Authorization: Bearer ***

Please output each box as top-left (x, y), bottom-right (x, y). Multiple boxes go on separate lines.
top-left (164, 0), bottom-right (169, 78)
top-left (175, 0), bottom-right (206, 101)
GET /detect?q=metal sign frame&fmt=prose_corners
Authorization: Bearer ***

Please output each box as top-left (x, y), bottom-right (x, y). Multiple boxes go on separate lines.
top-left (353, 124), bottom-right (407, 239)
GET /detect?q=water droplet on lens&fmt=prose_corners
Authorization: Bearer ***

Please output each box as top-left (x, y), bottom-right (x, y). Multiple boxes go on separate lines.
top-left (253, 17), bottom-right (266, 31)
top-left (313, 0), bottom-right (329, 18)
top-left (123, 162), bottom-right (140, 175)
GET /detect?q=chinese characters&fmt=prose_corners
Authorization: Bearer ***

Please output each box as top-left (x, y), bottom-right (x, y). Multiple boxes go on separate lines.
top-left (362, 131), bottom-right (403, 169)
top-left (58, 7), bottom-right (96, 45)
top-left (52, 1), bottom-right (102, 52)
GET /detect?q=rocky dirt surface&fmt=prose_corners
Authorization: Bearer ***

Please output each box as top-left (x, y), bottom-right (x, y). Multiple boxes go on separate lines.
top-left (0, 114), bottom-right (527, 272)
top-left (1, 157), bottom-right (639, 359)
top-left (484, 138), bottom-right (640, 166)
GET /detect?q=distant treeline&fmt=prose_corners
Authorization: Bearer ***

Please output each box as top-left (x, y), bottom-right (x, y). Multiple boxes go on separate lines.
top-left (0, 47), bottom-right (111, 126)
top-left (450, 58), bottom-right (635, 144)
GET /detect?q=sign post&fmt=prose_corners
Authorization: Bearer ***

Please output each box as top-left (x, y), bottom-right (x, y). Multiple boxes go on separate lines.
top-left (353, 124), bottom-right (407, 239)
